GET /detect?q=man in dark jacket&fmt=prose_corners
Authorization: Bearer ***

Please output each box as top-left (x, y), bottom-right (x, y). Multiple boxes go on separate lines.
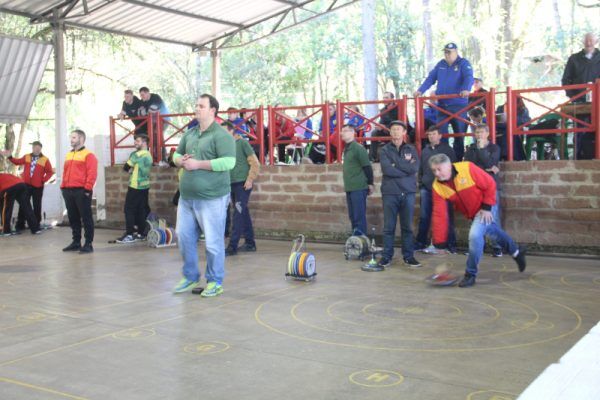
top-left (415, 42), bottom-right (474, 161)
top-left (378, 121), bottom-right (421, 268)
top-left (561, 33), bottom-right (600, 160)
top-left (415, 126), bottom-right (457, 252)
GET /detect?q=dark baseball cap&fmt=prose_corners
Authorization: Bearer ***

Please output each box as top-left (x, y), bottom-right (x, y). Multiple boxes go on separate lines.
top-left (30, 141), bottom-right (43, 147)
top-left (443, 42), bottom-right (458, 51)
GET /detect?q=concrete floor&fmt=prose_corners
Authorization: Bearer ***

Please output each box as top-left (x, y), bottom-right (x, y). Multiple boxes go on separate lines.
top-left (0, 228), bottom-right (599, 400)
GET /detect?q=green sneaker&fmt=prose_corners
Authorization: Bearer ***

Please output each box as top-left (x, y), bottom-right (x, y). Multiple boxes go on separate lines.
top-left (173, 278), bottom-right (199, 293)
top-left (200, 282), bottom-right (223, 297)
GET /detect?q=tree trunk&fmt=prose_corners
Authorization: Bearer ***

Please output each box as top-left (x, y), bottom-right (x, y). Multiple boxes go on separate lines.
top-left (500, 0), bottom-right (513, 85)
top-left (362, 0), bottom-right (378, 118)
top-left (5, 124), bottom-right (16, 173)
top-left (422, 0), bottom-right (434, 71)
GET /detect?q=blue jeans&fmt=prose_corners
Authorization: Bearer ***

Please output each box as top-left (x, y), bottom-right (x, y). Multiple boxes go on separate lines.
top-left (346, 189), bottom-right (368, 235)
top-left (382, 193), bottom-right (415, 260)
top-left (437, 104), bottom-right (467, 161)
top-left (415, 188), bottom-right (457, 251)
top-left (489, 189), bottom-right (502, 251)
top-left (466, 214), bottom-right (518, 277)
top-left (176, 195), bottom-right (229, 284)
top-left (229, 182), bottom-right (255, 250)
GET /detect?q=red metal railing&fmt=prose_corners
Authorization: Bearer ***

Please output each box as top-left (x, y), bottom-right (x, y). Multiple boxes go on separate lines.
top-left (506, 81), bottom-right (599, 160)
top-left (109, 83), bottom-right (600, 165)
top-left (109, 115), bottom-right (152, 165)
top-left (217, 107), bottom-right (265, 164)
top-left (335, 97), bottom-right (407, 160)
top-left (267, 103), bottom-right (330, 164)
top-left (414, 90), bottom-right (495, 154)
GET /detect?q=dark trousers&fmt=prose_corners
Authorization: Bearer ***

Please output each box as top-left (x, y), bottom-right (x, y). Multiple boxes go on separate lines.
top-left (382, 193), bottom-right (415, 260)
top-left (124, 187), bottom-right (150, 235)
top-left (228, 182), bottom-right (255, 250)
top-left (2, 183), bottom-right (39, 234)
top-left (16, 185), bottom-right (43, 229)
top-left (277, 136), bottom-right (291, 163)
top-left (346, 189), bottom-right (368, 236)
top-left (62, 188), bottom-right (94, 244)
top-left (437, 104), bottom-right (467, 161)
top-left (415, 188), bottom-right (457, 251)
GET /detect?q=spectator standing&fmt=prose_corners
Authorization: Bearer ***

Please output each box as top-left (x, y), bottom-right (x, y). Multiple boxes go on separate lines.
top-left (415, 43), bottom-right (474, 161)
top-left (139, 87), bottom-right (169, 162)
top-left (118, 90), bottom-right (146, 135)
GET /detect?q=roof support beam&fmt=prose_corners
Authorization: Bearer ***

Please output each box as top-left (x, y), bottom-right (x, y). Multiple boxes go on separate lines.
top-left (120, 0), bottom-right (245, 28)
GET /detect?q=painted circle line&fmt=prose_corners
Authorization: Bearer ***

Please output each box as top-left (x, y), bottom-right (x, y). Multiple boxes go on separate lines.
top-left (111, 328), bottom-right (156, 340)
top-left (349, 369), bottom-right (404, 388)
top-left (466, 389), bottom-right (516, 400)
top-left (183, 341), bottom-right (230, 355)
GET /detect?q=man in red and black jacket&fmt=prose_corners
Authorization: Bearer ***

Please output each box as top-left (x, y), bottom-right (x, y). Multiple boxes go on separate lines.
top-left (0, 173), bottom-right (41, 235)
top-left (2, 141), bottom-right (53, 230)
top-left (61, 129), bottom-right (98, 253)
top-left (429, 154), bottom-right (526, 287)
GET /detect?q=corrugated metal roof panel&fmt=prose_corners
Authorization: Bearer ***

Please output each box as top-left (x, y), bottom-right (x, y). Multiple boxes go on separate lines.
top-left (0, 35), bottom-right (52, 123)
top-left (0, 0), bottom-right (299, 47)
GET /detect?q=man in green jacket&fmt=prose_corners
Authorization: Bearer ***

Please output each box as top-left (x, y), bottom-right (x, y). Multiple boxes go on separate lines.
top-left (117, 135), bottom-right (153, 243)
top-left (172, 94), bottom-right (236, 297)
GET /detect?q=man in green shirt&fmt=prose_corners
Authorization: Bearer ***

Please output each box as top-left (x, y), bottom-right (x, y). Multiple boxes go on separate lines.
top-left (172, 94), bottom-right (236, 297)
top-left (117, 135), bottom-right (153, 243)
top-left (341, 124), bottom-right (374, 236)
top-left (223, 122), bottom-right (260, 256)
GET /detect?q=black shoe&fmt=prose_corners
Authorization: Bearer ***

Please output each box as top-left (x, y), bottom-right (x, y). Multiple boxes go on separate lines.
top-left (225, 246), bottom-right (237, 256)
top-left (404, 257), bottom-right (422, 268)
top-left (63, 242), bottom-right (81, 252)
top-left (239, 243), bottom-right (257, 252)
top-left (514, 245), bottom-right (527, 272)
top-left (377, 257), bottom-right (391, 268)
top-left (79, 243), bottom-right (94, 253)
top-left (458, 273), bottom-right (476, 288)
top-left (191, 286), bottom-right (204, 295)
top-left (492, 248), bottom-right (503, 257)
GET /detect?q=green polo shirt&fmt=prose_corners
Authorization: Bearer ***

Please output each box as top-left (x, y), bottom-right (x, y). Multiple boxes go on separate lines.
top-left (342, 141), bottom-right (370, 192)
top-left (175, 122), bottom-right (236, 200)
top-left (230, 138), bottom-right (254, 184)
top-left (126, 149), bottom-right (153, 189)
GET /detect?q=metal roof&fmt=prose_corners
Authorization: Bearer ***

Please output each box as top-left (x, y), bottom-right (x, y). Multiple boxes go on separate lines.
top-left (0, 35), bottom-right (52, 123)
top-left (0, 0), bottom-right (358, 50)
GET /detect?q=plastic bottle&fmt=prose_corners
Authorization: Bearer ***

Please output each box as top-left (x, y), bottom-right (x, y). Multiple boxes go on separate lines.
top-left (530, 143), bottom-right (537, 160)
top-left (586, 82), bottom-right (593, 103)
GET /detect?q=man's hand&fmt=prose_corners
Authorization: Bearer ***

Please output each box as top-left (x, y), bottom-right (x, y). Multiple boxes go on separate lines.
top-left (477, 210), bottom-right (494, 225)
top-left (487, 165), bottom-right (500, 175)
top-left (460, 90), bottom-right (470, 98)
top-left (118, 111), bottom-right (126, 120)
top-left (244, 179), bottom-right (253, 190)
top-left (404, 152), bottom-right (412, 161)
top-left (367, 184), bottom-right (374, 195)
top-left (413, 90), bottom-right (422, 97)
top-left (181, 156), bottom-right (200, 171)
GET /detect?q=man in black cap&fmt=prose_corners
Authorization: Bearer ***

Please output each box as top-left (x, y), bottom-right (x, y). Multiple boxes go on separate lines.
top-left (414, 42), bottom-right (474, 161)
top-left (1, 141), bottom-right (53, 230)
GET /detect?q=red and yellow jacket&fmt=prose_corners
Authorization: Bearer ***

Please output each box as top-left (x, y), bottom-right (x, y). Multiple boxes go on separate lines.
top-left (432, 161), bottom-right (496, 246)
top-left (61, 147), bottom-right (98, 191)
top-left (8, 153), bottom-right (53, 188)
top-left (0, 173), bottom-right (24, 193)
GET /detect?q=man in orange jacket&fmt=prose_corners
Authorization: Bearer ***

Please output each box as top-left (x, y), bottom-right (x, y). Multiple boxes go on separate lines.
top-left (429, 153), bottom-right (526, 287)
top-left (0, 173), bottom-right (41, 236)
top-left (61, 129), bottom-right (98, 253)
top-left (1, 141), bottom-right (53, 230)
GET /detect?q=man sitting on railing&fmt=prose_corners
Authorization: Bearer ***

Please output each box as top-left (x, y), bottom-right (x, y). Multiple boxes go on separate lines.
top-left (561, 33), bottom-right (600, 160)
top-left (139, 86), bottom-right (169, 162)
top-left (118, 89), bottom-right (146, 135)
top-left (415, 42), bottom-right (474, 162)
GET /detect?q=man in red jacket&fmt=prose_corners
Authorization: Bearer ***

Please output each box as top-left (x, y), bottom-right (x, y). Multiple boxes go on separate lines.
top-left (429, 153), bottom-right (526, 287)
top-left (61, 129), bottom-right (98, 253)
top-left (0, 173), bottom-right (41, 235)
top-left (1, 141), bottom-right (53, 230)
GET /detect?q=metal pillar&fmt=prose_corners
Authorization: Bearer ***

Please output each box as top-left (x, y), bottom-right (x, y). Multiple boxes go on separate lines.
top-left (211, 42), bottom-right (220, 98)
top-left (52, 19), bottom-right (68, 182)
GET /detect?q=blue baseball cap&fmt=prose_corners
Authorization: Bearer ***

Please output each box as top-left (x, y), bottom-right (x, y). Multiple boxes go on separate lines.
top-left (443, 42), bottom-right (458, 51)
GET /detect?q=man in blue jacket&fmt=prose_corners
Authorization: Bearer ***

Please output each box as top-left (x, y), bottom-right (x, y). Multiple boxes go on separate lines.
top-left (415, 43), bottom-right (474, 161)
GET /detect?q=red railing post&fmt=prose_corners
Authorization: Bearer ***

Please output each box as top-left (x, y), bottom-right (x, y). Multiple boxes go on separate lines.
top-left (267, 105), bottom-right (275, 165)
top-left (488, 88), bottom-right (497, 144)
top-left (257, 105), bottom-right (265, 164)
top-left (157, 112), bottom-right (164, 162)
top-left (414, 96), bottom-right (423, 154)
top-left (506, 86), bottom-right (514, 161)
top-left (109, 116), bottom-right (116, 166)
top-left (594, 79), bottom-right (600, 159)
top-left (323, 102), bottom-right (331, 164)
top-left (147, 115), bottom-right (154, 163)
top-left (336, 100), bottom-right (343, 162)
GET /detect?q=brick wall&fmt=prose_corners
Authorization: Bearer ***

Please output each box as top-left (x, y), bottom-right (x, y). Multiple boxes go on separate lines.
top-left (103, 160), bottom-right (600, 254)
